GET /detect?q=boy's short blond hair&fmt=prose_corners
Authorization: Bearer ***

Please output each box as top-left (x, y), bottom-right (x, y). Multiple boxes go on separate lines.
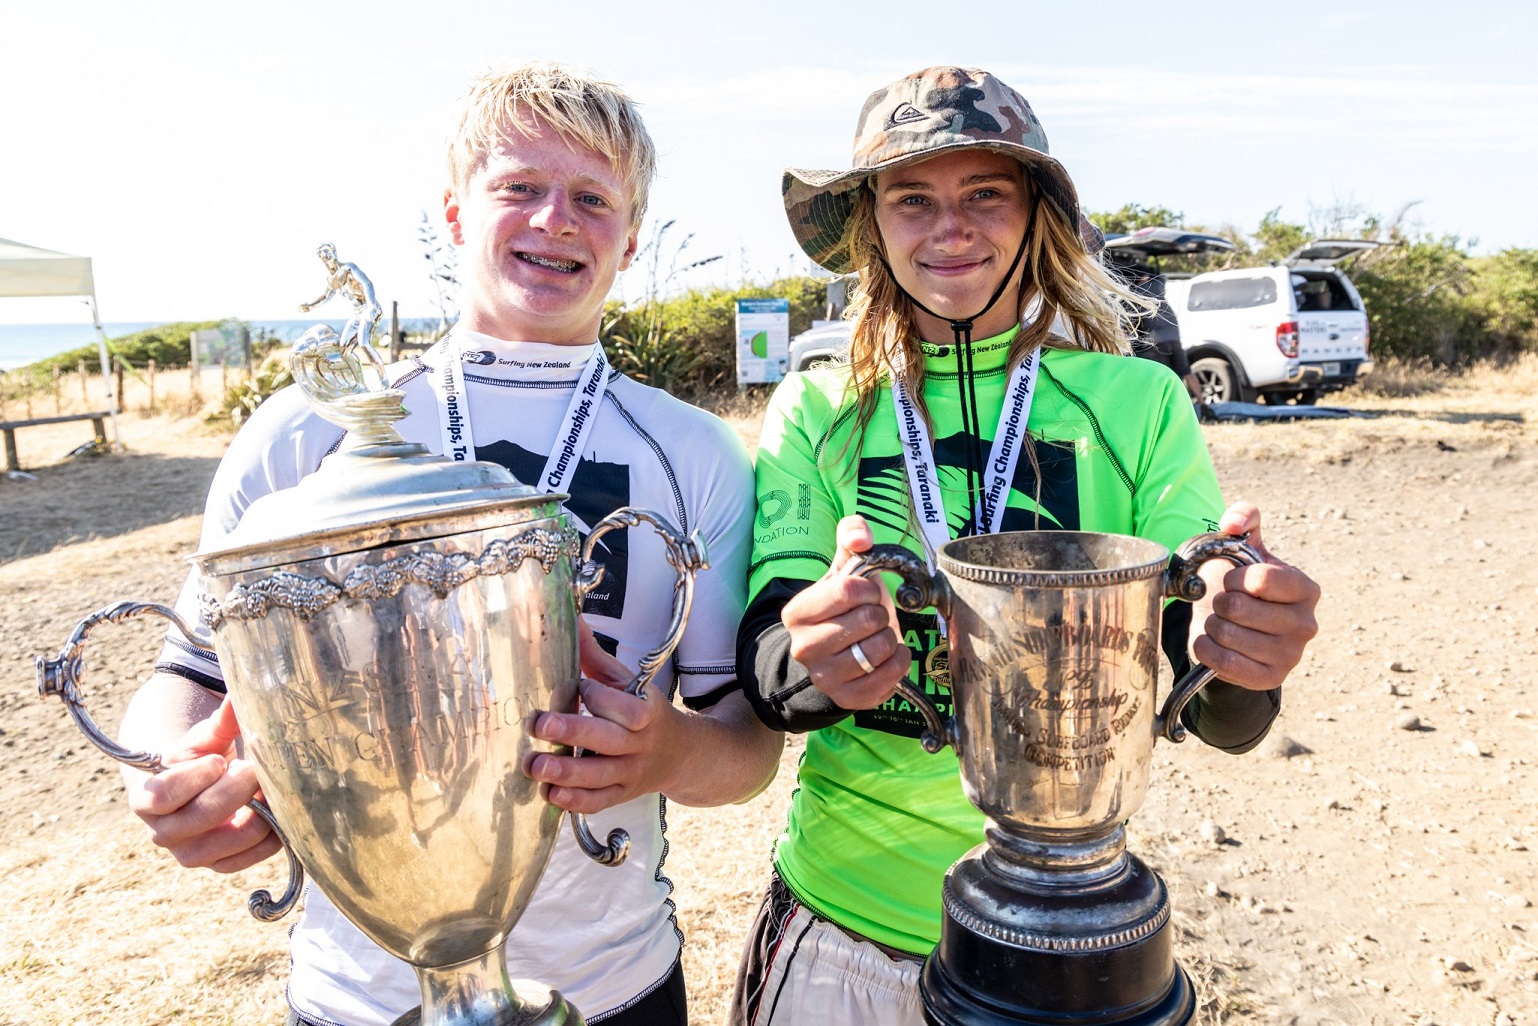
top-left (447, 61), bottom-right (657, 228)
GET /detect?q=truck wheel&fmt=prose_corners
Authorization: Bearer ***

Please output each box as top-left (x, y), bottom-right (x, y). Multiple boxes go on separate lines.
top-left (1192, 358), bottom-right (1254, 404)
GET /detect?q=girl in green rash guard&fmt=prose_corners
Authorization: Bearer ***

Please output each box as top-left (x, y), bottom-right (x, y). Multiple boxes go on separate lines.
top-left (728, 66), bottom-right (1321, 1026)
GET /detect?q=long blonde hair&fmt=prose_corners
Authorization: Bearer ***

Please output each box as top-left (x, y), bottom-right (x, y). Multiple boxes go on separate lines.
top-left (839, 174), bottom-right (1147, 439)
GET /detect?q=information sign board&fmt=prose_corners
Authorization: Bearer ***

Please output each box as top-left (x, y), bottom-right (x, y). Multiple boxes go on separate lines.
top-left (735, 298), bottom-right (789, 385)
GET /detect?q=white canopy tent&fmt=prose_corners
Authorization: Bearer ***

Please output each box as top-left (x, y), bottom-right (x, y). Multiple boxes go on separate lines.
top-left (0, 237), bottom-right (121, 449)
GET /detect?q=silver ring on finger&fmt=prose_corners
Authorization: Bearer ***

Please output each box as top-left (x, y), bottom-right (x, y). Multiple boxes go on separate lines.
top-left (849, 639), bottom-right (877, 676)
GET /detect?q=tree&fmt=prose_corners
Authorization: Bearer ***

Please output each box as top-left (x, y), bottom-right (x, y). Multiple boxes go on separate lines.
top-left (1349, 234), bottom-right (1477, 363)
top-left (1247, 208), bottom-right (1309, 265)
top-left (1088, 204), bottom-right (1237, 274)
top-left (1468, 248), bottom-right (1538, 353)
top-left (1089, 203), bottom-right (1185, 236)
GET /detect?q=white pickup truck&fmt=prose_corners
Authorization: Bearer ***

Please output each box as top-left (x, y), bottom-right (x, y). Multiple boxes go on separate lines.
top-left (1107, 229), bottom-right (1380, 405)
top-left (787, 319), bottom-right (852, 372)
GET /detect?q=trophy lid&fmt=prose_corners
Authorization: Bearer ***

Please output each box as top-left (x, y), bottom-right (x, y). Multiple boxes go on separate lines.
top-left (194, 440), bottom-right (563, 576)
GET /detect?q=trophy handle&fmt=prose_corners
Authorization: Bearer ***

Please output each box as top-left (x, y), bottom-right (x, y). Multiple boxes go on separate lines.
top-left (568, 507), bottom-right (710, 866)
top-left (34, 601), bottom-right (306, 922)
top-left (1155, 533), bottom-right (1264, 743)
top-left (843, 544), bottom-right (958, 754)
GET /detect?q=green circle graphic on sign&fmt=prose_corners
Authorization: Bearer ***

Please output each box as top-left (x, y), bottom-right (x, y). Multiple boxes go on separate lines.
top-left (750, 330), bottom-right (768, 358)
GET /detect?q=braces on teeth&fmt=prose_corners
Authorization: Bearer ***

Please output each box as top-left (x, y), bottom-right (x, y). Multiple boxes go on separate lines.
top-left (523, 253), bottom-right (578, 271)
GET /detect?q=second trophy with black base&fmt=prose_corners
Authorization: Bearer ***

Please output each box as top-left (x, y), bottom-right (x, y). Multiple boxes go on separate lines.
top-left (848, 530), bottom-right (1259, 1026)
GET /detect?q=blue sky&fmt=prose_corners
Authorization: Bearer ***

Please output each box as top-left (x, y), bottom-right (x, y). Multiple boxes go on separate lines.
top-left (2, 0), bottom-right (1533, 323)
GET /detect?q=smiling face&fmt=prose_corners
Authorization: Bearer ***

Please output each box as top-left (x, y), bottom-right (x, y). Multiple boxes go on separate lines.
top-left (445, 121), bottom-right (639, 345)
top-left (873, 149), bottom-right (1033, 342)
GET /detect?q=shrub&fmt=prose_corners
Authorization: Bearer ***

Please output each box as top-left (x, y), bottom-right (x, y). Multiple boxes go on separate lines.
top-left (1467, 248), bottom-right (1538, 353)
top-left (1350, 235), bottom-right (1481, 364)
top-left (29, 320), bottom-right (225, 376)
top-left (603, 276), bottom-right (825, 399)
top-left (1348, 355), bottom-right (1443, 398)
top-left (210, 347), bottom-right (293, 426)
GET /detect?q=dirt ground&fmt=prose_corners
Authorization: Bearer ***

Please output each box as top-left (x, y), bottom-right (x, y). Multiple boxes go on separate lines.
top-left (1, 365), bottom-right (1535, 1025)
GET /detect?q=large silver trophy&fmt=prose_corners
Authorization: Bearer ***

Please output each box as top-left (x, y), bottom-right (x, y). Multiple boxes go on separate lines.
top-left (850, 530), bottom-right (1259, 1026)
top-left (36, 246), bottom-right (707, 1026)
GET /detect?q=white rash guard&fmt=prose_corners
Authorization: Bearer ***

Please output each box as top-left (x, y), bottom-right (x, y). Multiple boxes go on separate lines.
top-left (155, 334), bottom-right (754, 1024)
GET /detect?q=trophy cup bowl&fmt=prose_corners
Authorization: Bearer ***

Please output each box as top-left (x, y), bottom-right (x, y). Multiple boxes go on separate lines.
top-left (193, 482), bottom-right (582, 981)
top-left (847, 530), bottom-right (1260, 1026)
top-left (34, 246), bottom-right (709, 1026)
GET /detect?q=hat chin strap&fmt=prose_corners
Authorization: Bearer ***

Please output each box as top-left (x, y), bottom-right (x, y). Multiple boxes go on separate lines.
top-left (874, 231), bottom-right (1029, 349)
top-left (873, 231), bottom-right (1029, 536)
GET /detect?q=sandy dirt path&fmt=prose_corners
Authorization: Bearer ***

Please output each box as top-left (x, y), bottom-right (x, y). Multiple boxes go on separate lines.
top-left (2, 373), bottom-right (1535, 1025)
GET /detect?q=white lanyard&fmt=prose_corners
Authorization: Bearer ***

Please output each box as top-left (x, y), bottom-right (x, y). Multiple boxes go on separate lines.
top-left (427, 332), bottom-right (476, 462)
top-left (890, 348), bottom-right (1040, 568)
top-left (977, 346), bottom-right (1039, 534)
top-left (539, 343), bottom-right (609, 494)
top-left (427, 333), bottom-right (609, 494)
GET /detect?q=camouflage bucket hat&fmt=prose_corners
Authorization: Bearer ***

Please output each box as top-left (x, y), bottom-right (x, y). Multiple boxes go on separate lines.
top-left (784, 66), bottom-right (1101, 276)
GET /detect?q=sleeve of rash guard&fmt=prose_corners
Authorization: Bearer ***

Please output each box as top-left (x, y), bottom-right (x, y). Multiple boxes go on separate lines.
top-left (1130, 372), bottom-right (1281, 753)
top-left (670, 409), bottom-right (757, 711)
top-left (736, 372), bottom-right (858, 731)
top-left (737, 577), bottom-right (858, 733)
top-left (1160, 600), bottom-right (1281, 753)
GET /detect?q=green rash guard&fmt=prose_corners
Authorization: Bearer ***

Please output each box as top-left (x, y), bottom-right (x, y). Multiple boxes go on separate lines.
top-left (748, 328), bottom-right (1225, 954)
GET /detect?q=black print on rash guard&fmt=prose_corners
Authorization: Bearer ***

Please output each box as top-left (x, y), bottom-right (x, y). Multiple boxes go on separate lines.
top-left (854, 431), bottom-right (1081, 542)
top-left (849, 432), bottom-right (1081, 739)
top-left (475, 438), bottom-right (632, 621)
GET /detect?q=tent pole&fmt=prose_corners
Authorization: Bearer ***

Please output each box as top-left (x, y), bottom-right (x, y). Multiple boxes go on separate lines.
top-left (87, 295), bottom-right (122, 452)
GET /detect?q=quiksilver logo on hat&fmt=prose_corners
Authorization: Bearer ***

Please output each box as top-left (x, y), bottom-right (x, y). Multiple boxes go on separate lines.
top-left (887, 102), bottom-right (927, 128)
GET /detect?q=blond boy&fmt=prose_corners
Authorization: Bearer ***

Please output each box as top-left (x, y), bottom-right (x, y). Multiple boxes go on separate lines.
top-left (121, 62), bottom-right (780, 1026)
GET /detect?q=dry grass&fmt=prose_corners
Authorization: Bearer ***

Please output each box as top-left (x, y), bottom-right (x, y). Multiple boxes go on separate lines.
top-left (1355, 350), bottom-right (1538, 400)
top-left (1, 511), bottom-right (288, 1026)
top-left (0, 365), bottom-right (233, 426)
top-left (1196, 352), bottom-right (1538, 471)
top-left (1184, 949), bottom-right (1257, 1025)
top-left (0, 830), bottom-right (289, 1026)
top-left (691, 386), bottom-right (777, 453)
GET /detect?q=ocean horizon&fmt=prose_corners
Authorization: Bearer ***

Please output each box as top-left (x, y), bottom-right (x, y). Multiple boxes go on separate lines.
top-left (0, 318), bottom-right (445, 371)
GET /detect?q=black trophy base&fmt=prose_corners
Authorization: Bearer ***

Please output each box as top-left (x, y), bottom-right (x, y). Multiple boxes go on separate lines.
top-left (921, 957), bottom-right (1193, 1026)
top-left (918, 844), bottom-right (1194, 1026)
